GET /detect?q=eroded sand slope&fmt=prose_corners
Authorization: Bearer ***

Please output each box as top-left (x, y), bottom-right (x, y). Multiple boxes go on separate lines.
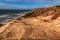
top-left (0, 6), bottom-right (60, 40)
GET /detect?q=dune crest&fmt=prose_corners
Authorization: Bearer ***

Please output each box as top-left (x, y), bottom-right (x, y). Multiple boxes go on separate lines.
top-left (0, 6), bottom-right (60, 40)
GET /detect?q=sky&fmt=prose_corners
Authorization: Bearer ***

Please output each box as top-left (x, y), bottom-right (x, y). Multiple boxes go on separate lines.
top-left (0, 0), bottom-right (60, 10)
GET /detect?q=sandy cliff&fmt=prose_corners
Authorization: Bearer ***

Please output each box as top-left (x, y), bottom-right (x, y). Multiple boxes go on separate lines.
top-left (0, 6), bottom-right (60, 40)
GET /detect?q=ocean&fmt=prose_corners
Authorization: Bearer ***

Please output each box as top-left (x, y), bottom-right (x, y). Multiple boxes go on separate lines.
top-left (0, 10), bottom-right (31, 15)
top-left (0, 10), bottom-right (31, 24)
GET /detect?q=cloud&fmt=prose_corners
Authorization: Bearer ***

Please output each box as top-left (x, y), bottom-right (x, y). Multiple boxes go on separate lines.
top-left (4, 0), bottom-right (60, 3)
top-left (0, 2), bottom-right (22, 10)
top-left (0, 0), bottom-right (60, 10)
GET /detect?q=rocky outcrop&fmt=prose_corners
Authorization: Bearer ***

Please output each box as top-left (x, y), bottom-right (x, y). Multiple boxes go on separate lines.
top-left (0, 6), bottom-right (60, 40)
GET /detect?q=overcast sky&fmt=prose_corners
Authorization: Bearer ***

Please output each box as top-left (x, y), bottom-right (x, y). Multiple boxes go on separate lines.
top-left (0, 0), bottom-right (60, 10)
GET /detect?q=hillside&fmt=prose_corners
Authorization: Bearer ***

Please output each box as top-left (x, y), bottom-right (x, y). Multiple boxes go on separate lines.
top-left (0, 6), bottom-right (60, 40)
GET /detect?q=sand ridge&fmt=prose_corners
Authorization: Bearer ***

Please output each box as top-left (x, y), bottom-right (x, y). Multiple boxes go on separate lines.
top-left (0, 6), bottom-right (60, 40)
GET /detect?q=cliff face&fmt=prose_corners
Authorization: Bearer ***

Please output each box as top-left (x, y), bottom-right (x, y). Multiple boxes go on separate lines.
top-left (0, 6), bottom-right (60, 40)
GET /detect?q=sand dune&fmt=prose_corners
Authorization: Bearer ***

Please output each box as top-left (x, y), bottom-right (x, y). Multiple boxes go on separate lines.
top-left (0, 6), bottom-right (60, 40)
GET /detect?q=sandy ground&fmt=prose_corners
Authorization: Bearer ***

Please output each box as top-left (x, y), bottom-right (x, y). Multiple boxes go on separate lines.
top-left (0, 6), bottom-right (60, 40)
